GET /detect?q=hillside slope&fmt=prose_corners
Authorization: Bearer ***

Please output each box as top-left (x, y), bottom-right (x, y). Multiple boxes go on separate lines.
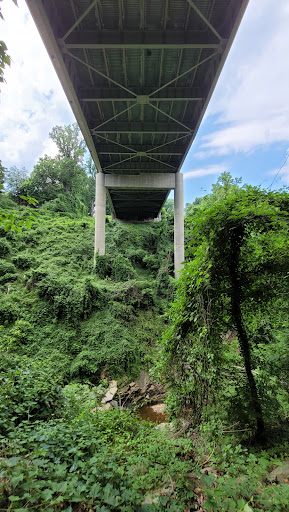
top-left (0, 208), bottom-right (175, 382)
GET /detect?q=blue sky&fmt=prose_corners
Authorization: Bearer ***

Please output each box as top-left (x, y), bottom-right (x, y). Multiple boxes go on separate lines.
top-left (1, 0), bottom-right (289, 206)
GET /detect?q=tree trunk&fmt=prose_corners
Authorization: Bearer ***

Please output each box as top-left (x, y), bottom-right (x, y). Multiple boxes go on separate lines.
top-left (229, 226), bottom-right (265, 438)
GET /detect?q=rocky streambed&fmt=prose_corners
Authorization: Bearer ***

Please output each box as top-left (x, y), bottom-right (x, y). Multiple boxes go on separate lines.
top-left (98, 371), bottom-right (168, 423)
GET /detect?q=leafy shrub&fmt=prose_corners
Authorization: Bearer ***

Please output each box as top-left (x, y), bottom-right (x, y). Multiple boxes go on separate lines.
top-left (94, 252), bottom-right (111, 278)
top-left (0, 194), bottom-right (17, 209)
top-left (0, 261), bottom-right (17, 284)
top-left (125, 247), bottom-right (146, 265)
top-left (0, 260), bottom-right (16, 276)
top-left (0, 406), bottom-right (193, 511)
top-left (71, 314), bottom-right (144, 381)
top-left (12, 251), bottom-right (35, 270)
top-left (0, 272), bottom-right (18, 284)
top-left (143, 253), bottom-right (160, 271)
top-left (0, 351), bottom-right (63, 435)
top-left (44, 194), bottom-right (87, 216)
top-left (0, 237), bottom-right (11, 256)
top-left (18, 228), bottom-right (39, 245)
top-left (32, 268), bottom-right (105, 322)
top-left (111, 253), bottom-right (136, 281)
top-left (0, 296), bottom-right (20, 324)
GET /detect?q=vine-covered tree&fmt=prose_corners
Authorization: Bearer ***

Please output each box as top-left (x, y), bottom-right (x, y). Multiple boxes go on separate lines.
top-left (158, 179), bottom-right (289, 439)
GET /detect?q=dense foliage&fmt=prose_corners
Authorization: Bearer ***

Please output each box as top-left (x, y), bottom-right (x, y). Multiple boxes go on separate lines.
top-left (2, 124), bottom-right (289, 510)
top-left (0, 209), bottom-right (174, 382)
top-left (158, 177), bottom-right (289, 439)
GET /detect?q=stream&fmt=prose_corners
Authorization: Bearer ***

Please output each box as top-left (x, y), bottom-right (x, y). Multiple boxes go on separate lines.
top-left (138, 403), bottom-right (167, 423)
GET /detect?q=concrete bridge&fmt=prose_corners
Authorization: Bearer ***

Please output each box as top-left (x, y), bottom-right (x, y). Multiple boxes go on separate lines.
top-left (26, 0), bottom-right (249, 277)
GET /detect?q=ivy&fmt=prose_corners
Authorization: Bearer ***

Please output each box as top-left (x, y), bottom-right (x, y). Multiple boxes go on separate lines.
top-left (157, 185), bottom-right (289, 437)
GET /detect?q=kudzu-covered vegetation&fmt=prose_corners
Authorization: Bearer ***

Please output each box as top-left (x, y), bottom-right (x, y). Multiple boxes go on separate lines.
top-left (0, 211), bottom-right (175, 382)
top-left (1, 126), bottom-right (289, 511)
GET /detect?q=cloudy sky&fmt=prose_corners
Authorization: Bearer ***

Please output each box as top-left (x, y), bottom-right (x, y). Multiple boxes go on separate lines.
top-left (1, 0), bottom-right (289, 204)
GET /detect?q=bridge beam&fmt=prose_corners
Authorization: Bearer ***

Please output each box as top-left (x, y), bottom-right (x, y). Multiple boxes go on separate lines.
top-left (94, 173), bottom-right (184, 278)
top-left (104, 173), bottom-right (175, 190)
top-left (62, 29), bottom-right (223, 49)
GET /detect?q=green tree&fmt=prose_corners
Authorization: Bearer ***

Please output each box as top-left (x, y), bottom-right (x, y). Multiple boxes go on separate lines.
top-left (0, 160), bottom-right (5, 190)
top-left (5, 165), bottom-right (28, 200)
top-left (21, 124), bottom-right (96, 214)
top-left (85, 156), bottom-right (97, 178)
top-left (22, 154), bottom-right (90, 213)
top-left (159, 182), bottom-right (289, 438)
top-left (49, 123), bottom-right (86, 164)
top-left (185, 172), bottom-right (242, 220)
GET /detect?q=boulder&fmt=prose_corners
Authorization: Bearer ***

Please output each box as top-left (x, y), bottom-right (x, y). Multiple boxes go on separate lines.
top-left (101, 380), bottom-right (117, 403)
top-left (119, 373), bottom-right (166, 408)
top-left (268, 459), bottom-right (289, 483)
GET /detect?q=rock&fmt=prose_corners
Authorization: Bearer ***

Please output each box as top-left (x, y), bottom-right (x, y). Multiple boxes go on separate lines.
top-left (200, 466), bottom-right (217, 476)
top-left (98, 403), bottom-right (112, 411)
top-left (119, 372), bottom-right (167, 409)
top-left (187, 472), bottom-right (205, 490)
top-left (268, 459), bottom-right (289, 483)
top-left (101, 380), bottom-right (117, 403)
top-left (110, 400), bottom-right (118, 409)
top-left (137, 370), bottom-right (150, 390)
top-left (155, 422), bottom-right (174, 433)
top-left (150, 403), bottom-right (166, 414)
top-left (142, 479), bottom-right (175, 505)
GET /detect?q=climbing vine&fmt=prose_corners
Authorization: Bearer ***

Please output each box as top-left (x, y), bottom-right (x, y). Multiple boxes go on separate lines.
top-left (157, 186), bottom-right (289, 436)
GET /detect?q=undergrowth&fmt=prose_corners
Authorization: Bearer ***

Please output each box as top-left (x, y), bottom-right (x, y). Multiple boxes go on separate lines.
top-left (0, 209), bottom-right (175, 382)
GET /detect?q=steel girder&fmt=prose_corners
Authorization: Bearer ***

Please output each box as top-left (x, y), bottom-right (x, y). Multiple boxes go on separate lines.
top-left (26, 0), bottom-right (249, 220)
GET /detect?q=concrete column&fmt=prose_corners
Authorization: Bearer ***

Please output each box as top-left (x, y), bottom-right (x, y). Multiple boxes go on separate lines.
top-left (174, 172), bottom-right (184, 279)
top-left (94, 172), bottom-right (106, 256)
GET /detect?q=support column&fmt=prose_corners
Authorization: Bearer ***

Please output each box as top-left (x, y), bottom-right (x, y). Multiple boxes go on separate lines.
top-left (174, 172), bottom-right (184, 279)
top-left (94, 172), bottom-right (106, 257)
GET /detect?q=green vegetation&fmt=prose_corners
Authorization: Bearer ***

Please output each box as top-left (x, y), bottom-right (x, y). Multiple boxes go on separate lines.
top-left (1, 124), bottom-right (289, 510)
top-left (158, 175), bottom-right (289, 440)
top-left (0, 211), bottom-right (174, 382)
top-left (0, 0), bottom-right (18, 85)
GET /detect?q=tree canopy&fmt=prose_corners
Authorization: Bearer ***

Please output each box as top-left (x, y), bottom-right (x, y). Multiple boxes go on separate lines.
top-left (19, 123), bottom-right (95, 215)
top-left (49, 123), bottom-right (86, 164)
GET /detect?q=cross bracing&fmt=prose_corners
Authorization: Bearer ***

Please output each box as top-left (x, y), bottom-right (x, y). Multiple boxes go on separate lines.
top-left (26, 0), bottom-right (249, 222)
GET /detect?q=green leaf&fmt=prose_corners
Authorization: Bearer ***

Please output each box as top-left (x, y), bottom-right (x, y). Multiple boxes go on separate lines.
top-left (89, 483), bottom-right (101, 498)
top-left (10, 474), bottom-right (24, 487)
top-left (8, 457), bottom-right (22, 466)
top-left (242, 505), bottom-right (254, 512)
top-left (9, 496), bottom-right (21, 501)
top-left (41, 488), bottom-right (53, 501)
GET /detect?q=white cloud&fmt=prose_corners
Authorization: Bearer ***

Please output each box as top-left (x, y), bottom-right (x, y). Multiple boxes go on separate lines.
top-left (198, 0), bottom-right (289, 156)
top-left (184, 165), bottom-right (227, 180)
top-left (0, 0), bottom-right (74, 171)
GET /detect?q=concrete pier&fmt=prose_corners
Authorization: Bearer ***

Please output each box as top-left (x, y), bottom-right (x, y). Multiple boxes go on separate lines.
top-left (94, 172), bottom-right (185, 277)
top-left (94, 172), bottom-right (106, 256)
top-left (174, 173), bottom-right (184, 278)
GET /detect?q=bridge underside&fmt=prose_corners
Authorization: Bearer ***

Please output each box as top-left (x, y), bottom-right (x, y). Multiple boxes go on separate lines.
top-left (26, 0), bottom-right (249, 275)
